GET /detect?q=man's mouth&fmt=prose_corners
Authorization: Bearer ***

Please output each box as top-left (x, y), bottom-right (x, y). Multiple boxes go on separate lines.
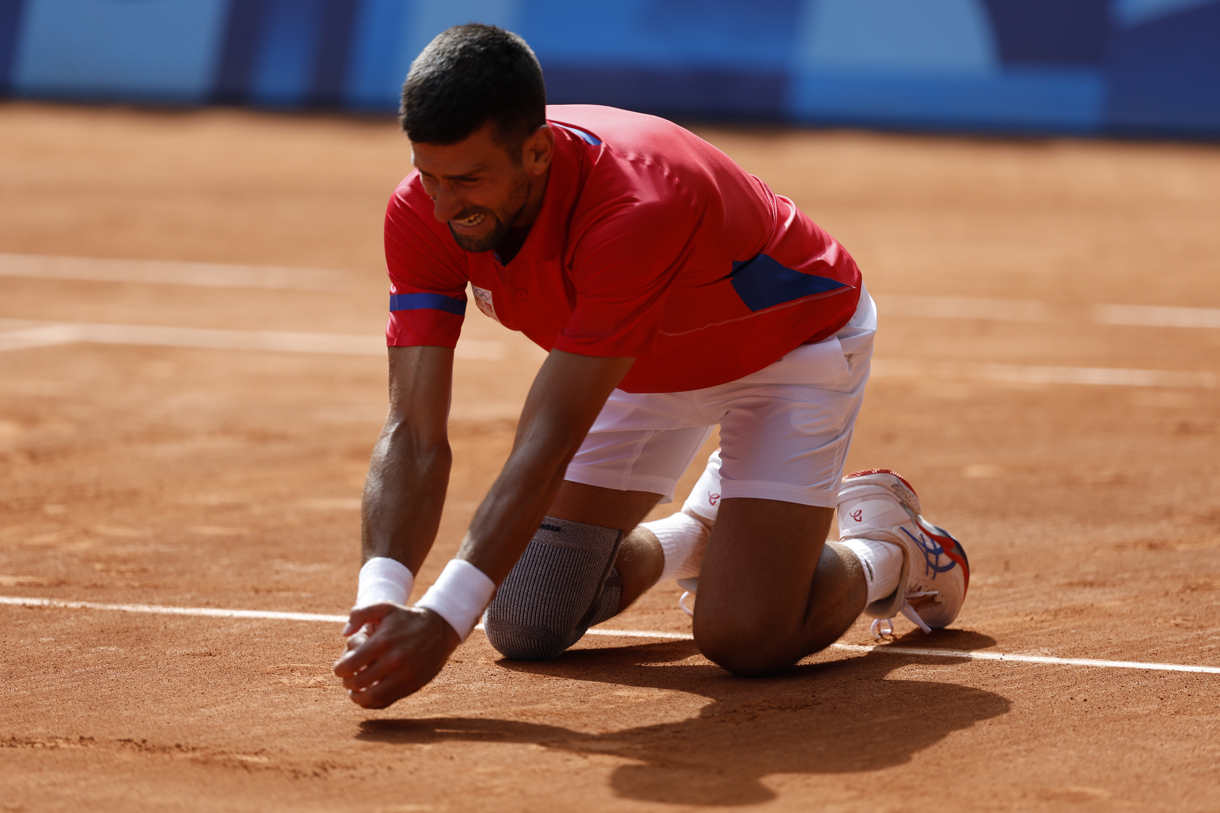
top-left (451, 212), bottom-right (487, 231)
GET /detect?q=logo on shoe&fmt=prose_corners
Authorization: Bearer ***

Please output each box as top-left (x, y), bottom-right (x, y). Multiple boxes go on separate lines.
top-left (900, 526), bottom-right (957, 579)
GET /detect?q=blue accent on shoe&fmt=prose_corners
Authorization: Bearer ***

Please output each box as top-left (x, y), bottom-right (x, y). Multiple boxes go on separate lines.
top-left (389, 293), bottom-right (466, 315)
top-left (729, 254), bottom-right (848, 312)
top-left (901, 526), bottom-right (958, 578)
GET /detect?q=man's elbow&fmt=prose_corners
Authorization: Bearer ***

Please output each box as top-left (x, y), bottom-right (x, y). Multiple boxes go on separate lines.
top-left (377, 415), bottom-right (451, 470)
top-left (510, 418), bottom-right (586, 469)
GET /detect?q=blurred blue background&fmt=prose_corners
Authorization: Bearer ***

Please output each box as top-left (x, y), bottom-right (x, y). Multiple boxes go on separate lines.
top-left (1, 0), bottom-right (1218, 137)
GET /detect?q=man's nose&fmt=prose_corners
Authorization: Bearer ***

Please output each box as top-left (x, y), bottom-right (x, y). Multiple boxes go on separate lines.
top-left (431, 183), bottom-right (463, 223)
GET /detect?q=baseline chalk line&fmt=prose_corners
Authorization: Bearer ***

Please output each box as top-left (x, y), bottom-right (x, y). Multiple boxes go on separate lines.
top-left (8, 257), bottom-right (1216, 330)
top-left (1, 318), bottom-right (1211, 388)
top-left (4, 595), bottom-right (1217, 675)
top-left (0, 253), bottom-right (350, 292)
top-left (0, 595), bottom-right (347, 623)
top-left (870, 359), bottom-right (1216, 389)
top-left (0, 318), bottom-right (506, 361)
top-left (876, 294), bottom-right (1220, 330)
top-left (826, 643), bottom-right (1220, 674)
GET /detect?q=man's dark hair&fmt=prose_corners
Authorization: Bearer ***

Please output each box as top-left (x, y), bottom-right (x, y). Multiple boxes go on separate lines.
top-left (400, 24), bottom-right (546, 153)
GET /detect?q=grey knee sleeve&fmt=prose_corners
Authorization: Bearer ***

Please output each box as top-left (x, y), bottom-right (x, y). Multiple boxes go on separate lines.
top-left (482, 517), bottom-right (623, 661)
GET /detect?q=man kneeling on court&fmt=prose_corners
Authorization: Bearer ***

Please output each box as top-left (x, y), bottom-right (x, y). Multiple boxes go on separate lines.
top-left (333, 25), bottom-right (970, 709)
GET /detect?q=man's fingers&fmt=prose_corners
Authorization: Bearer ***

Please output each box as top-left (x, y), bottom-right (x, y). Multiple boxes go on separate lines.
top-left (337, 607), bottom-right (461, 709)
top-left (346, 659), bottom-right (431, 709)
top-left (333, 646), bottom-right (373, 679)
top-left (346, 683), bottom-right (398, 710)
top-left (340, 648), bottom-right (402, 693)
top-left (333, 627), bottom-right (387, 678)
top-left (343, 623), bottom-right (375, 652)
top-left (341, 633), bottom-right (407, 690)
top-left (342, 604), bottom-right (395, 636)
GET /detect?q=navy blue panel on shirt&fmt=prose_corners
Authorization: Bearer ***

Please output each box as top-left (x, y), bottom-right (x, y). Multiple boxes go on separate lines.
top-left (730, 255), bottom-right (847, 312)
top-left (390, 293), bottom-right (466, 315)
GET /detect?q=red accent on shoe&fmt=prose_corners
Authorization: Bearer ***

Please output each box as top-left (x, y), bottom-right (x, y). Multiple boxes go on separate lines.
top-left (843, 468), bottom-right (919, 497)
top-left (919, 521), bottom-right (971, 596)
top-left (945, 548), bottom-right (970, 595)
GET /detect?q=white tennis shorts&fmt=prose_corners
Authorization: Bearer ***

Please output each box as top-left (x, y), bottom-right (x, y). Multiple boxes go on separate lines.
top-left (564, 285), bottom-right (878, 508)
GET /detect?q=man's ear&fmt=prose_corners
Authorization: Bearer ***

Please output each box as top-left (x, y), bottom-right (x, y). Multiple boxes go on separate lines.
top-left (522, 125), bottom-right (555, 176)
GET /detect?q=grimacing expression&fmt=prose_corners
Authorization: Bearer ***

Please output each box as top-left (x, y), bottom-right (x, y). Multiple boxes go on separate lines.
top-left (412, 124), bottom-right (536, 254)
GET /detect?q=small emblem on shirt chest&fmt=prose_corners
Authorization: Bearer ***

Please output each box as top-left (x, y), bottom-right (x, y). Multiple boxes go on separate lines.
top-left (472, 285), bottom-right (500, 323)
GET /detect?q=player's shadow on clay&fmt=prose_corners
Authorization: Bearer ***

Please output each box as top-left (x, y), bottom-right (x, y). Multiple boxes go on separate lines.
top-left (359, 629), bottom-right (1009, 806)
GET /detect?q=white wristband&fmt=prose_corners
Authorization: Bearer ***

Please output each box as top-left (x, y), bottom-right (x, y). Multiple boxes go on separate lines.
top-left (415, 559), bottom-right (496, 642)
top-left (355, 557), bottom-right (415, 609)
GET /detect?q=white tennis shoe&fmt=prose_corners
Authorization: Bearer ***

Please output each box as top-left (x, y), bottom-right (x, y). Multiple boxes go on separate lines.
top-left (837, 469), bottom-right (970, 638)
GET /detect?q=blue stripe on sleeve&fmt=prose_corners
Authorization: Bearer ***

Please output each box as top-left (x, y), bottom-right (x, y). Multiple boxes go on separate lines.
top-left (729, 254), bottom-right (847, 312)
top-left (389, 293), bottom-right (467, 315)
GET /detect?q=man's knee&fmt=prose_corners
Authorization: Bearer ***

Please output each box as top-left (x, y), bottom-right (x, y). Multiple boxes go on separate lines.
top-left (692, 606), bottom-right (800, 677)
top-left (691, 588), bottom-right (845, 677)
top-left (484, 571), bottom-right (621, 661)
top-left (482, 618), bottom-right (568, 662)
top-left (482, 517), bottom-right (622, 661)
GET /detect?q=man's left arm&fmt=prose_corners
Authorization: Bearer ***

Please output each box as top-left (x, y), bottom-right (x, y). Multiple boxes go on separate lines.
top-left (458, 349), bottom-right (633, 582)
top-left (336, 349), bottom-right (633, 707)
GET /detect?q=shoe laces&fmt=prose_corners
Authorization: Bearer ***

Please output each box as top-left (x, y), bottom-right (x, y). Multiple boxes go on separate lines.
top-left (676, 577), bottom-right (699, 617)
top-left (870, 591), bottom-right (938, 639)
top-left (679, 591), bottom-right (695, 617)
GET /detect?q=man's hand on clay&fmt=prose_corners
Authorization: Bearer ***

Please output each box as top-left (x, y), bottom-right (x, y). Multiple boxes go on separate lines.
top-left (333, 604), bottom-right (460, 709)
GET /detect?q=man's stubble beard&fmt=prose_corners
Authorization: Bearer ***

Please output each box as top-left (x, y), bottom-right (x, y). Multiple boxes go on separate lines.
top-left (449, 215), bottom-right (510, 253)
top-left (448, 175), bottom-right (532, 254)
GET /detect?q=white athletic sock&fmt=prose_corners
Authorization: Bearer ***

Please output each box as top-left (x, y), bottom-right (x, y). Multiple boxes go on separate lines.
top-left (682, 449), bottom-right (723, 525)
top-left (646, 510), bottom-right (711, 583)
top-left (839, 538), bottom-right (904, 606)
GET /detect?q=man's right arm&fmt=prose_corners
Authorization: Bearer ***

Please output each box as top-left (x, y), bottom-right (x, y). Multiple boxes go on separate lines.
top-left (334, 345), bottom-right (461, 708)
top-left (361, 345), bottom-right (454, 574)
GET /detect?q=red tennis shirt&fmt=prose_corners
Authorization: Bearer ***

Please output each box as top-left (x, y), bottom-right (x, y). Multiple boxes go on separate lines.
top-left (384, 104), bottom-right (862, 393)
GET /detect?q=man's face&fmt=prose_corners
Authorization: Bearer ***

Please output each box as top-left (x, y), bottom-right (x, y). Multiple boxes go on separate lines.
top-left (412, 123), bottom-right (552, 253)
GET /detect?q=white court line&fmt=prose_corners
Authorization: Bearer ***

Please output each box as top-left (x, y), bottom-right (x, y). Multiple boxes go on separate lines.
top-left (0, 253), bottom-right (349, 291)
top-left (1, 318), bottom-right (1212, 388)
top-left (3, 595), bottom-right (1217, 675)
top-left (879, 295), bottom-right (1220, 329)
top-left (880, 295), bottom-right (1052, 322)
top-left (1093, 303), bottom-right (1220, 330)
top-left (0, 596), bottom-right (346, 623)
top-left (3, 254), bottom-right (1216, 330)
top-left (826, 643), bottom-right (1220, 674)
top-left (0, 318), bottom-right (506, 361)
top-left (870, 358), bottom-right (1216, 389)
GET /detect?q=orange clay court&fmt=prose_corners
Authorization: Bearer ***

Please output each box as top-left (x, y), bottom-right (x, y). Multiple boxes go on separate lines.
top-left (1, 102), bottom-right (1218, 811)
